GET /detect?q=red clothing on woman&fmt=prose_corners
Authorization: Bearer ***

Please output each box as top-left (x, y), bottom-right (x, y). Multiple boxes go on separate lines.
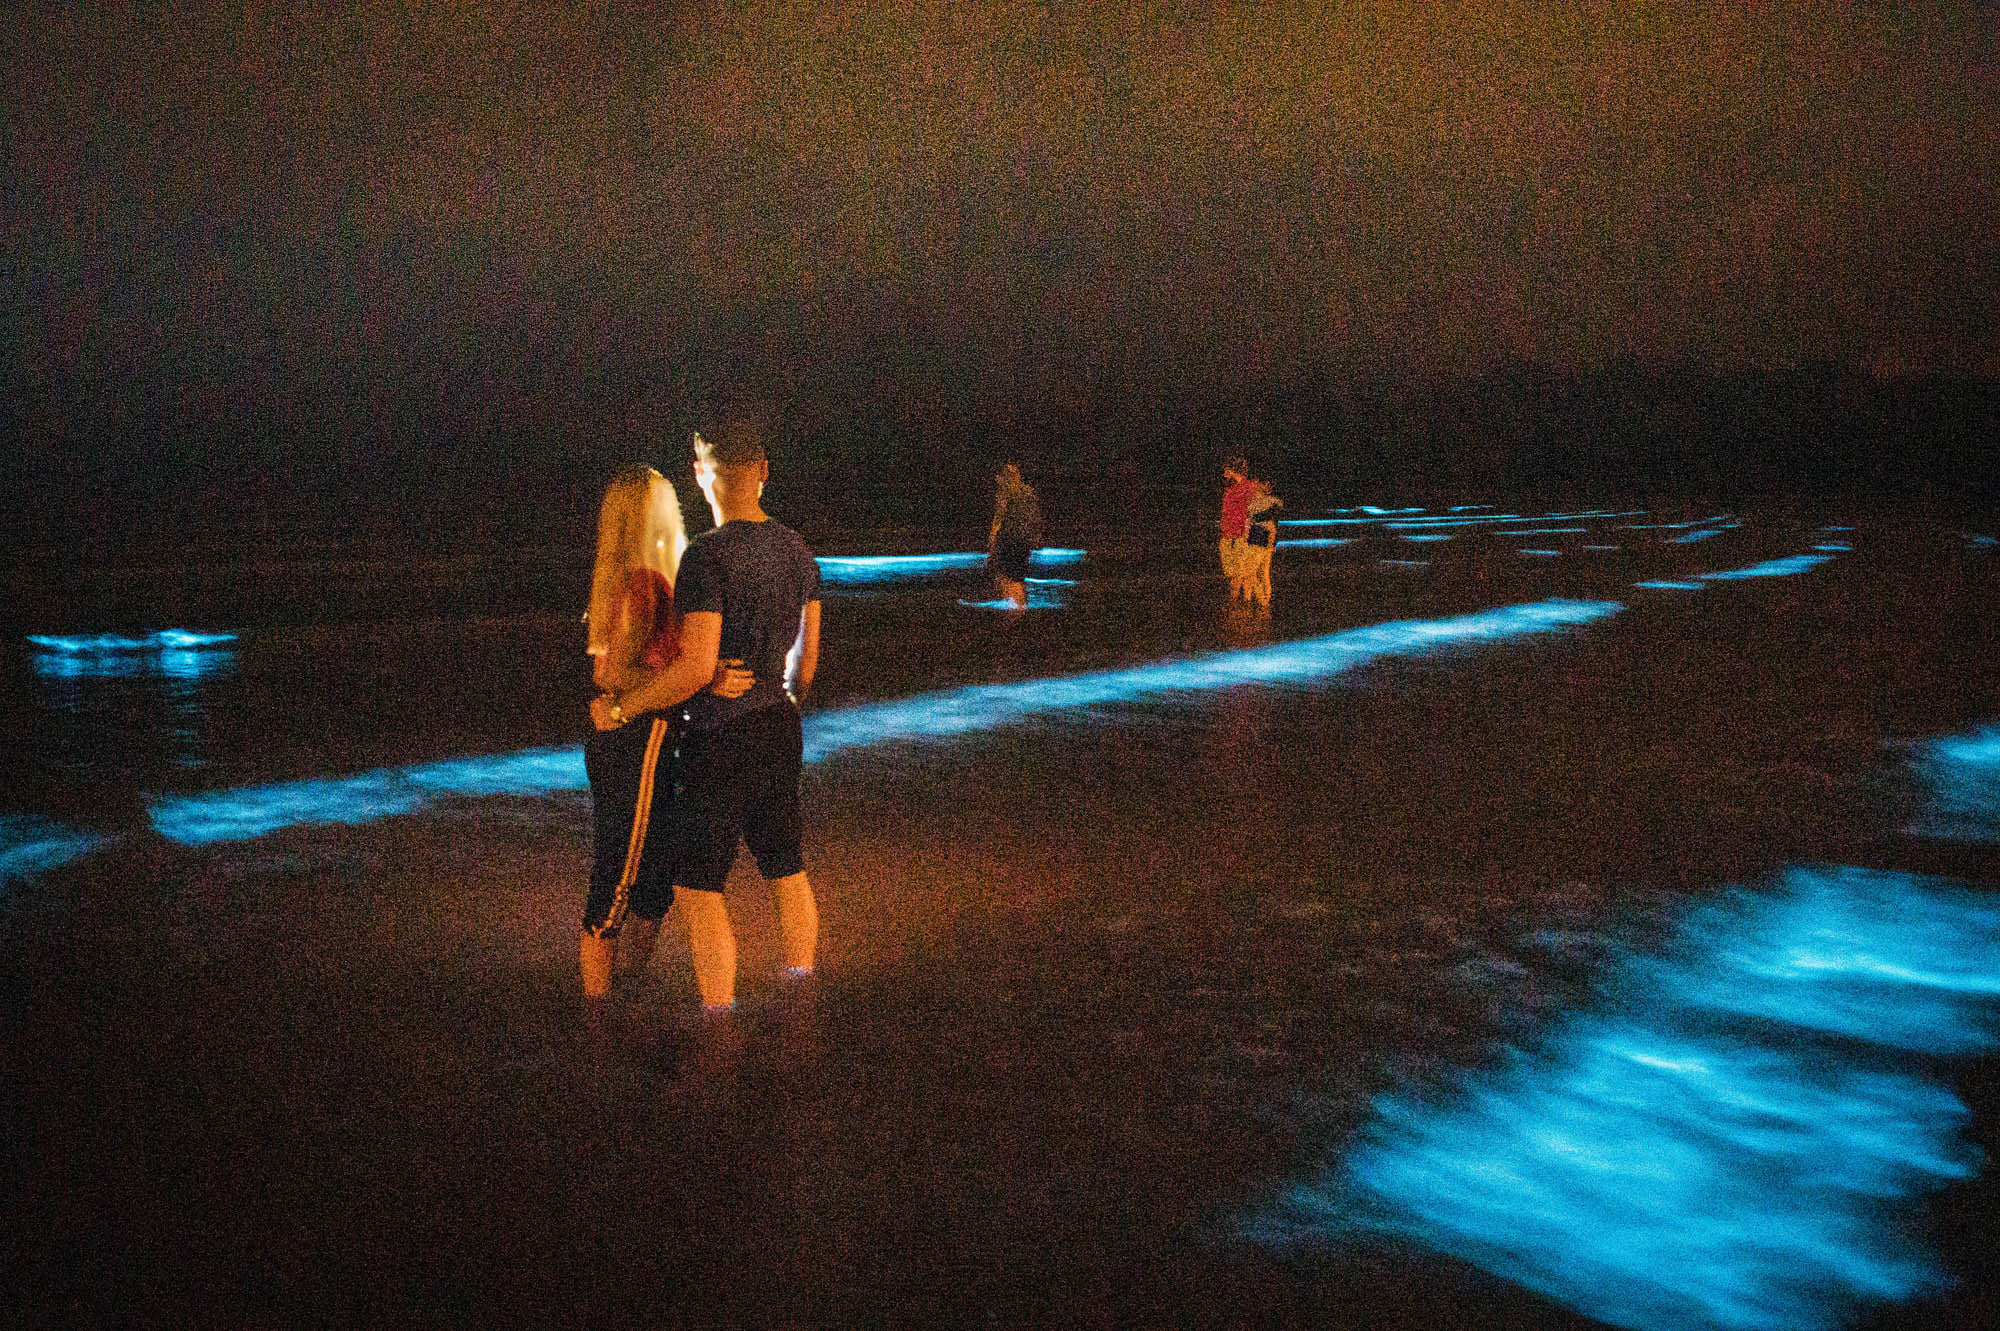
top-left (1219, 478), bottom-right (1257, 540)
top-left (622, 568), bottom-right (680, 670)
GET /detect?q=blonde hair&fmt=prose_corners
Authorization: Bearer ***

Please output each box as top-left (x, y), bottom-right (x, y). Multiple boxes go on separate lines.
top-left (585, 465), bottom-right (686, 655)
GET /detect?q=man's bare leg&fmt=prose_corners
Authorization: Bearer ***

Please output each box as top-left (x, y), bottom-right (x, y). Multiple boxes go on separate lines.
top-left (675, 886), bottom-right (737, 1011)
top-left (770, 871), bottom-right (818, 975)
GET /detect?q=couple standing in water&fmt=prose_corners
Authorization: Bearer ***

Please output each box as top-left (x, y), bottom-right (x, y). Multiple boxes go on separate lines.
top-left (577, 415), bottom-right (822, 1021)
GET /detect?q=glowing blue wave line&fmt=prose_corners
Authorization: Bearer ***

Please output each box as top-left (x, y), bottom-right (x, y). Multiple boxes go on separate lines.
top-left (801, 600), bottom-right (1622, 763)
top-left (1907, 725), bottom-right (2000, 844)
top-left (1277, 538), bottom-right (1354, 549)
top-left (1254, 865), bottom-right (1998, 1331)
top-left (0, 816), bottom-right (111, 888)
top-left (1670, 528), bottom-right (1728, 543)
top-left (26, 630), bottom-right (238, 652)
top-left (1697, 554), bottom-right (1834, 581)
top-left (1279, 517), bottom-right (1383, 527)
top-left (1636, 580), bottom-right (1705, 591)
top-left (145, 599), bottom-right (1622, 846)
top-left (815, 549), bottom-right (1085, 586)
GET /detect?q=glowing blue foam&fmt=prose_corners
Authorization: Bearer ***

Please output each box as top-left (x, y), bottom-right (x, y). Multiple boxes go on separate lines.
top-left (1387, 515), bottom-right (1524, 528)
top-left (1907, 726), bottom-right (2000, 844)
top-left (148, 746), bottom-right (587, 845)
top-left (1670, 528), bottom-right (1728, 544)
top-left (1698, 554), bottom-right (1834, 581)
top-left (1449, 505), bottom-right (1493, 512)
top-left (1636, 580), bottom-right (1706, 591)
top-left (1518, 549), bottom-right (1562, 557)
top-left (1255, 865), bottom-right (1997, 1331)
top-left (1345, 506), bottom-right (1426, 515)
top-left (1280, 518), bottom-right (1378, 528)
top-left (800, 600), bottom-right (1622, 764)
top-left (816, 549), bottom-right (1085, 587)
top-left (1506, 527), bottom-right (1587, 535)
top-left (1814, 543), bottom-right (1852, 552)
top-left (1276, 538), bottom-right (1354, 549)
top-left (28, 630), bottom-right (238, 681)
top-left (815, 553), bottom-right (987, 585)
top-left (0, 816), bottom-right (111, 888)
top-left (27, 630), bottom-right (237, 652)
top-left (1401, 534), bottom-right (1455, 543)
top-left (146, 601), bottom-right (1621, 846)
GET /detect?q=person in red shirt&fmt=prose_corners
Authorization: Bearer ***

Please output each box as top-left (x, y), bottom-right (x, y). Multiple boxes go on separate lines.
top-left (1218, 455), bottom-right (1257, 600)
top-left (578, 465), bottom-right (750, 999)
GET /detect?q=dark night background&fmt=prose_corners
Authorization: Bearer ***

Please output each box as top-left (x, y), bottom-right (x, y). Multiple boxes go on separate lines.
top-left (4, 3), bottom-right (1996, 561)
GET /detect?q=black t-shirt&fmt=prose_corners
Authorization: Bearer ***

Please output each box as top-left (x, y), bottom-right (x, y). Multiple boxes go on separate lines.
top-left (675, 518), bottom-right (820, 731)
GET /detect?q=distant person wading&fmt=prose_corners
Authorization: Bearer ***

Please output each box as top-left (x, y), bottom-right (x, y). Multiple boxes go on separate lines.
top-left (987, 462), bottom-right (1043, 610)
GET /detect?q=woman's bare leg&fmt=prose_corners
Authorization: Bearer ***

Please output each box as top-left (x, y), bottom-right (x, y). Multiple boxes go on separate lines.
top-left (579, 933), bottom-right (615, 998)
top-left (617, 914), bottom-right (663, 981)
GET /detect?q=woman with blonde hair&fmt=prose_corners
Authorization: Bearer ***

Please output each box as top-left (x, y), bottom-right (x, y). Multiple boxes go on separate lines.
top-left (579, 464), bottom-right (749, 998)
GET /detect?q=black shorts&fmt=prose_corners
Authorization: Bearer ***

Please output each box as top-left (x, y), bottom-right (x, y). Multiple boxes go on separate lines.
top-left (989, 536), bottom-right (1033, 582)
top-left (583, 713), bottom-right (679, 934)
top-left (672, 701), bottom-right (806, 895)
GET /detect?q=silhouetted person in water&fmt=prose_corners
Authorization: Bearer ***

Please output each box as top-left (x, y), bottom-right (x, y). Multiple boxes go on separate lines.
top-left (987, 461), bottom-right (1042, 610)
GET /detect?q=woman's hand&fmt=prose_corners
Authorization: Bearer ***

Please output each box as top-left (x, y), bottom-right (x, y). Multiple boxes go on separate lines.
top-left (589, 693), bottom-right (623, 731)
top-left (709, 658), bottom-right (755, 699)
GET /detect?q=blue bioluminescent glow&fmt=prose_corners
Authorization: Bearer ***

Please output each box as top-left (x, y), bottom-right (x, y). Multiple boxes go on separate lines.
top-left (1379, 559), bottom-right (1431, 568)
top-left (1024, 576), bottom-right (1077, 586)
top-left (814, 548), bottom-right (1086, 588)
top-left (956, 582), bottom-right (1071, 611)
top-left (1670, 528), bottom-right (1728, 544)
top-left (1636, 580), bottom-right (1706, 591)
top-left (1822, 526), bottom-right (1855, 532)
top-left (1518, 549), bottom-right (1561, 557)
top-left (29, 630), bottom-right (238, 681)
top-left (1698, 554), bottom-right (1834, 581)
top-left (1386, 515), bottom-right (1524, 528)
top-left (1279, 517), bottom-right (1379, 528)
top-left (1276, 538), bottom-right (1354, 549)
top-left (1907, 726), bottom-right (2000, 844)
top-left (1402, 534), bottom-right (1455, 543)
top-left (142, 600), bottom-right (1623, 846)
top-left (1966, 534), bottom-right (1996, 549)
top-left (1814, 543), bottom-right (1853, 552)
top-left (0, 815), bottom-right (111, 888)
top-left (816, 553), bottom-right (986, 585)
top-left (1543, 509), bottom-right (1646, 520)
top-left (1344, 505), bottom-right (1427, 515)
top-left (1584, 545), bottom-right (1620, 551)
top-left (1504, 527), bottom-right (1587, 535)
top-left (799, 599), bottom-right (1622, 764)
top-left (1252, 865), bottom-right (1998, 1331)
top-left (149, 746), bottom-right (587, 846)
top-left (1449, 504), bottom-right (1493, 512)
top-left (27, 630), bottom-right (238, 652)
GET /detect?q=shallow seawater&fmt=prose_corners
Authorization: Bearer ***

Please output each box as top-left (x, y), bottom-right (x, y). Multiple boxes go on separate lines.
top-left (4, 502), bottom-right (1999, 1328)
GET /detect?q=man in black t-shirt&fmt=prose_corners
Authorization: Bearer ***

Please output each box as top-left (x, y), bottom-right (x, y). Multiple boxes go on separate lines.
top-left (593, 416), bottom-right (821, 1015)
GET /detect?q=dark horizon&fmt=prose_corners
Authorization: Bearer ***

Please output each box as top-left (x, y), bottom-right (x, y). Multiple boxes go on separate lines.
top-left (6, 4), bottom-right (1997, 555)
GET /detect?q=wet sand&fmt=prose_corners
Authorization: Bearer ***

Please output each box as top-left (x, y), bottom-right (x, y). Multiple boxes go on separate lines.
top-left (5, 520), bottom-right (1999, 1329)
